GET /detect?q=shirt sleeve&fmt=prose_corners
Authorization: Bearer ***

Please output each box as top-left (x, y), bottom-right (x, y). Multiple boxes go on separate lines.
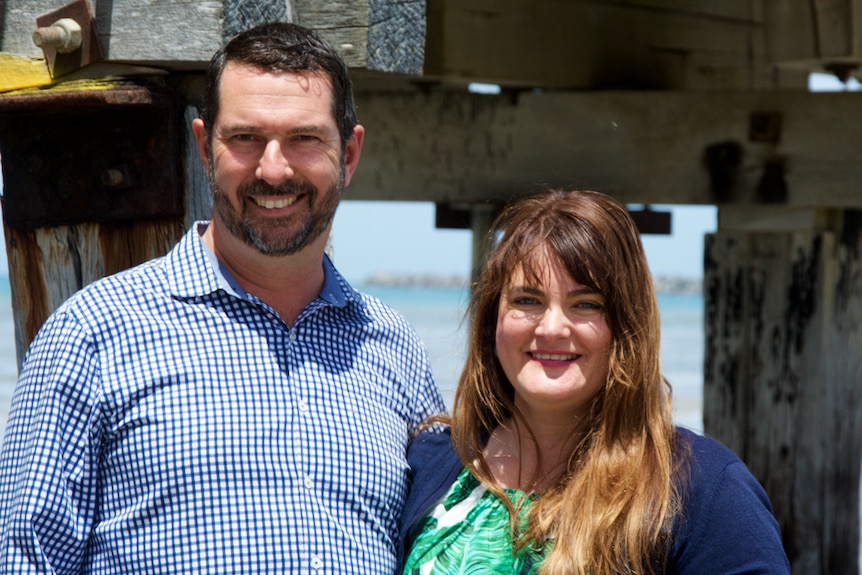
top-left (0, 311), bottom-right (102, 574)
top-left (670, 438), bottom-right (791, 574)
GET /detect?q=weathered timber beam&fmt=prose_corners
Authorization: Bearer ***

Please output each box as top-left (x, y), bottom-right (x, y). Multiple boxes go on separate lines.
top-left (704, 208), bottom-right (862, 574)
top-left (425, 0), bottom-right (770, 90)
top-left (766, 0), bottom-right (862, 79)
top-left (0, 0), bottom-right (425, 74)
top-left (347, 88), bottom-right (862, 208)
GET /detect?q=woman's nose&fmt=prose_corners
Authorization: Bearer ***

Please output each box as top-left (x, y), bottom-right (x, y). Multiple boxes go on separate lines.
top-left (255, 140), bottom-right (294, 185)
top-left (535, 306), bottom-right (571, 338)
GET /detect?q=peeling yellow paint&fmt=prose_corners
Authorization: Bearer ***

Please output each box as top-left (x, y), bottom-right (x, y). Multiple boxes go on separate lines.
top-left (0, 54), bottom-right (52, 93)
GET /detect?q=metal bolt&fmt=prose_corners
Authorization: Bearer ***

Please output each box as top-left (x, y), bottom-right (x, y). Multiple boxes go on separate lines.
top-left (32, 18), bottom-right (83, 54)
top-left (101, 169), bottom-right (125, 187)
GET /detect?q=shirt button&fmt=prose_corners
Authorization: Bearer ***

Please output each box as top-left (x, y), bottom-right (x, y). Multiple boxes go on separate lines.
top-left (311, 555), bottom-right (323, 570)
top-left (304, 475), bottom-right (314, 490)
top-left (289, 330), bottom-right (297, 341)
top-left (298, 399), bottom-right (309, 413)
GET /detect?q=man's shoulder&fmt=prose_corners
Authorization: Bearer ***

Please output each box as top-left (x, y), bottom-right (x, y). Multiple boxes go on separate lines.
top-left (343, 287), bottom-right (417, 332)
top-left (55, 226), bottom-right (203, 317)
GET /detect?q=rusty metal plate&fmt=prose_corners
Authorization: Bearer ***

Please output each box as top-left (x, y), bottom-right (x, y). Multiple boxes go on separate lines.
top-left (0, 86), bottom-right (183, 230)
top-left (35, 0), bottom-right (104, 78)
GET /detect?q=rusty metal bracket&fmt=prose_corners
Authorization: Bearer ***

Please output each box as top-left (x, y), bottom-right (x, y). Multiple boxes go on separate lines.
top-left (33, 0), bottom-right (104, 79)
top-left (0, 83), bottom-right (183, 230)
top-left (749, 111), bottom-right (782, 144)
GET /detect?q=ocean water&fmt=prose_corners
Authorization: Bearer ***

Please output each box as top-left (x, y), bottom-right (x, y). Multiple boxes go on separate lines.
top-left (0, 278), bottom-right (705, 442)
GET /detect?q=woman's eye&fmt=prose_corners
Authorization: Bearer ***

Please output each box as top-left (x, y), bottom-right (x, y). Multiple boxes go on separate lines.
top-left (573, 300), bottom-right (604, 313)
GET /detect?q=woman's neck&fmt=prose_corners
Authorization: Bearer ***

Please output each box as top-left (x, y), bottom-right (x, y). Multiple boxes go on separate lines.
top-left (484, 417), bottom-right (585, 493)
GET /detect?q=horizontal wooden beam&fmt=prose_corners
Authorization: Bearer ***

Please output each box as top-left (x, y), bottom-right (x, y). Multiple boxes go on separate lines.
top-left (0, 0), bottom-right (425, 75)
top-left (425, 0), bottom-right (771, 90)
top-left (348, 87), bottom-right (862, 208)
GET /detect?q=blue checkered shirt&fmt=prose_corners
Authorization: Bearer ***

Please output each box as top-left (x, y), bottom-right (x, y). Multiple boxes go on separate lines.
top-left (0, 223), bottom-right (445, 574)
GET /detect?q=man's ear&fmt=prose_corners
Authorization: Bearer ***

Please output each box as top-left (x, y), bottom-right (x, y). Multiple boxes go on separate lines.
top-left (342, 124), bottom-right (365, 188)
top-left (191, 118), bottom-right (210, 172)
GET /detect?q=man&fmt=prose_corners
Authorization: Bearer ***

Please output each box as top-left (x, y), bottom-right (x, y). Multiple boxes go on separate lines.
top-left (0, 22), bottom-right (445, 574)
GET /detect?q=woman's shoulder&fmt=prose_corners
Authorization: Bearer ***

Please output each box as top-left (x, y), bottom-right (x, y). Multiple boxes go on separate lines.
top-left (401, 427), bottom-right (464, 540)
top-left (675, 426), bottom-right (744, 471)
top-left (674, 426), bottom-right (768, 503)
top-left (408, 427), bottom-right (460, 476)
top-left (670, 427), bottom-right (790, 573)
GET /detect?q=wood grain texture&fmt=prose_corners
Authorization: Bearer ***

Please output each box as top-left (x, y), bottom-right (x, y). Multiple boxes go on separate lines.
top-left (704, 219), bottom-right (862, 574)
top-left (424, 0), bottom-right (767, 90)
top-left (5, 220), bottom-right (184, 368)
top-left (0, 0), bottom-right (422, 74)
top-left (348, 88), bottom-right (862, 207)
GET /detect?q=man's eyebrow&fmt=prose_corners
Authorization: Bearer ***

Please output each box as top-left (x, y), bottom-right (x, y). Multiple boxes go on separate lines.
top-left (219, 124), bottom-right (327, 135)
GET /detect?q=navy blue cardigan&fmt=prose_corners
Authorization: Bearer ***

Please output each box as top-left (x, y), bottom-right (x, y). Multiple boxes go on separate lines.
top-left (402, 427), bottom-right (790, 574)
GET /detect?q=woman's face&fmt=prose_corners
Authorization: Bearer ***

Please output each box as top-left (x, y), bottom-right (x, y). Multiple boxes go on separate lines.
top-left (495, 256), bottom-right (612, 424)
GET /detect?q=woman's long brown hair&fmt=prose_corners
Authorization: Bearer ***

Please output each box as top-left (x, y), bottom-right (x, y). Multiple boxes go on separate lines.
top-left (450, 189), bottom-right (688, 574)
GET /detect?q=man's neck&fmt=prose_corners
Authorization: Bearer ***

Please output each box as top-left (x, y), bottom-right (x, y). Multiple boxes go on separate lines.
top-left (201, 221), bottom-right (328, 327)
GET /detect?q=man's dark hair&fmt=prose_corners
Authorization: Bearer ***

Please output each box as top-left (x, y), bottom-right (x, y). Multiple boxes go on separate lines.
top-left (200, 22), bottom-right (358, 150)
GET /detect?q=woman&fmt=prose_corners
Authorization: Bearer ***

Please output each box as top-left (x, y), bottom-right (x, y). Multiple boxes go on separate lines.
top-left (401, 189), bottom-right (789, 574)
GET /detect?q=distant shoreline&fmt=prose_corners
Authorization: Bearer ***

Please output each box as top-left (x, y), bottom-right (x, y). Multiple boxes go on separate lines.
top-left (0, 273), bottom-right (703, 296)
top-left (362, 272), bottom-right (702, 295)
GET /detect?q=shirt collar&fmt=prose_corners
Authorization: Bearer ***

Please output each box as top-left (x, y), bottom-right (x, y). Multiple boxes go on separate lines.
top-left (166, 222), bottom-right (360, 312)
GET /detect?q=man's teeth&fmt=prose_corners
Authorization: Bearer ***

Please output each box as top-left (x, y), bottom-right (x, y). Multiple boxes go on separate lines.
top-left (532, 353), bottom-right (577, 361)
top-left (253, 196), bottom-right (297, 209)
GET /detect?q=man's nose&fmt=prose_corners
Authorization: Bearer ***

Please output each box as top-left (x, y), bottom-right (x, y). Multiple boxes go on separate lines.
top-left (255, 140), bottom-right (294, 185)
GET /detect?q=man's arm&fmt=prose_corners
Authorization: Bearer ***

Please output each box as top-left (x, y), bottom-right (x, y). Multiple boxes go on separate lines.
top-left (0, 312), bottom-right (101, 574)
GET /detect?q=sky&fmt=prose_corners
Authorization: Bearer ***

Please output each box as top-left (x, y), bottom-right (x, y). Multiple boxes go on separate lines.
top-left (0, 73), bottom-right (851, 284)
top-left (330, 201), bottom-right (716, 284)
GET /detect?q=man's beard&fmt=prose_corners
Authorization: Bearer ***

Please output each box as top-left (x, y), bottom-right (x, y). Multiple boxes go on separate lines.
top-left (209, 166), bottom-right (343, 256)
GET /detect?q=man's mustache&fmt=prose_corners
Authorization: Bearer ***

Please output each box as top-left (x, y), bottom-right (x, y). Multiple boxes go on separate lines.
top-left (238, 179), bottom-right (317, 197)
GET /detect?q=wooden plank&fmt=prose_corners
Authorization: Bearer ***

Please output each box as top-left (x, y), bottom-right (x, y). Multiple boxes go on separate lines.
top-left (1, 101), bottom-right (210, 366)
top-left (4, 220), bottom-right (185, 367)
top-left (766, 0), bottom-right (862, 76)
top-left (813, 0), bottom-right (853, 58)
top-left (765, 1), bottom-right (818, 64)
top-left (424, 0), bottom-right (766, 89)
top-left (0, 0), bottom-right (221, 63)
top-left (704, 218), bottom-right (862, 574)
top-left (0, 54), bottom-right (51, 92)
top-left (825, 210), bottom-right (862, 573)
top-left (617, 0), bottom-right (762, 22)
top-left (293, 0), bottom-right (372, 69)
top-left (0, 0), bottom-right (424, 74)
top-left (348, 88), bottom-right (862, 208)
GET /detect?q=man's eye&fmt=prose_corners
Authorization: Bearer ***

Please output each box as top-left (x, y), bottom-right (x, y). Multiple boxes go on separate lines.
top-left (293, 134), bottom-right (320, 143)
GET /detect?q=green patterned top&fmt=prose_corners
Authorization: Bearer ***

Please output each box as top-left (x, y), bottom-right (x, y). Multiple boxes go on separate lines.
top-left (403, 467), bottom-right (549, 574)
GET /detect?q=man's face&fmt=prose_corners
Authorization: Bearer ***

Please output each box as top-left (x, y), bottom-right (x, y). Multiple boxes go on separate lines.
top-left (195, 62), bottom-right (362, 256)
